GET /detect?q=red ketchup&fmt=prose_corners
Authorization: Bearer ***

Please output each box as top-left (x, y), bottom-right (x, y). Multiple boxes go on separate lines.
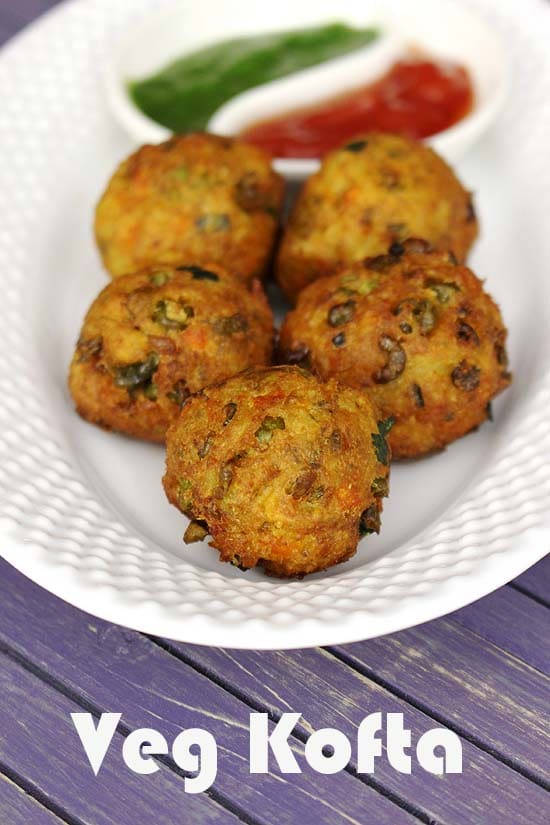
top-left (241, 59), bottom-right (474, 158)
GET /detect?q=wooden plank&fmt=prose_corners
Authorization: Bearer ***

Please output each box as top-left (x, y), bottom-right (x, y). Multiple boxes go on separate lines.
top-left (172, 642), bottom-right (550, 825)
top-left (448, 586), bottom-right (550, 674)
top-left (0, 773), bottom-right (65, 825)
top-left (0, 27), bottom-right (12, 47)
top-left (513, 555), bottom-right (550, 606)
top-left (331, 620), bottom-right (549, 785)
top-left (0, 652), bottom-right (239, 825)
top-left (0, 561), bottom-right (417, 825)
top-left (0, 0), bottom-right (61, 31)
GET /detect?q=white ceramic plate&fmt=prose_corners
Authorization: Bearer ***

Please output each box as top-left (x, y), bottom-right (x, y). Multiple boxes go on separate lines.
top-left (106, 0), bottom-right (507, 178)
top-left (0, 0), bottom-right (549, 650)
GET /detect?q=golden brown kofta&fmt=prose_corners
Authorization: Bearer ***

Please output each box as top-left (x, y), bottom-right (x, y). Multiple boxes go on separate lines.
top-left (276, 133), bottom-right (478, 302)
top-left (95, 132), bottom-right (285, 284)
top-left (279, 240), bottom-right (511, 458)
top-left (69, 263), bottom-right (274, 442)
top-left (163, 365), bottom-right (392, 577)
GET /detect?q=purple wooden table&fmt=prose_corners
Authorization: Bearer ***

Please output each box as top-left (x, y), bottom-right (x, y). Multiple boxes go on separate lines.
top-left (1, 2), bottom-right (549, 823)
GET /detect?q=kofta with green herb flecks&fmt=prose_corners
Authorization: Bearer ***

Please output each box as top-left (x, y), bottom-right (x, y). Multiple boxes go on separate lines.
top-left (276, 132), bottom-right (478, 302)
top-left (95, 132), bottom-right (285, 284)
top-left (163, 365), bottom-right (391, 577)
top-left (69, 263), bottom-right (274, 442)
top-left (279, 239), bottom-right (511, 458)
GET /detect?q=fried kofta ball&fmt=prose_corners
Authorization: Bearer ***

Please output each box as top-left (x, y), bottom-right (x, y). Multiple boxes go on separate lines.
top-left (279, 240), bottom-right (511, 458)
top-left (163, 365), bottom-right (392, 577)
top-left (276, 133), bottom-right (478, 302)
top-left (69, 263), bottom-right (274, 442)
top-left (95, 132), bottom-right (285, 284)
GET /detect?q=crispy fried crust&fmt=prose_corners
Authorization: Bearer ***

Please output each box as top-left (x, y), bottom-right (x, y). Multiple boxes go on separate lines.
top-left (276, 133), bottom-right (478, 302)
top-left (69, 264), bottom-right (274, 442)
top-left (279, 240), bottom-right (511, 458)
top-left (95, 132), bottom-right (285, 284)
top-left (163, 365), bottom-right (391, 576)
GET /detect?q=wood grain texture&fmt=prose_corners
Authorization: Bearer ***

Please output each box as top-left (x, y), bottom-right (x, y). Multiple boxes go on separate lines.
top-left (0, 0), bottom-right (62, 46)
top-left (331, 621), bottom-right (549, 785)
top-left (0, 0), bottom-right (61, 27)
top-left (0, 651), bottom-right (239, 825)
top-left (513, 555), bottom-right (550, 606)
top-left (171, 642), bottom-right (550, 825)
top-left (0, 773), bottom-right (65, 825)
top-left (448, 586), bottom-right (550, 674)
top-left (0, 561), bottom-right (417, 825)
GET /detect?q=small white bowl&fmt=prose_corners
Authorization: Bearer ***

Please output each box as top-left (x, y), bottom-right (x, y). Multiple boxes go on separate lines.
top-left (105, 0), bottom-right (507, 180)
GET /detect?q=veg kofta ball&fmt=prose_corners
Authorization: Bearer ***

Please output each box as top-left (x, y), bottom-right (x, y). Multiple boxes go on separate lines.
top-left (279, 239), bottom-right (511, 458)
top-left (95, 132), bottom-right (285, 284)
top-left (276, 132), bottom-right (478, 302)
top-left (69, 263), bottom-right (274, 442)
top-left (163, 365), bottom-right (392, 577)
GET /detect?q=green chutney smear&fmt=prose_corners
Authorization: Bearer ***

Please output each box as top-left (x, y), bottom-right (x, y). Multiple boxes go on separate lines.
top-left (129, 22), bottom-right (379, 133)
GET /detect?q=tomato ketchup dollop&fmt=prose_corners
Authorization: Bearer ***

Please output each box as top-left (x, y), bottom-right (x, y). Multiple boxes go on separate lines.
top-left (241, 59), bottom-right (474, 158)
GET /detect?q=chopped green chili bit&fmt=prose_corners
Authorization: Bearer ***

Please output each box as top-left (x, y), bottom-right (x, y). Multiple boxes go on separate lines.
top-left (371, 417), bottom-right (395, 465)
top-left (286, 469), bottom-right (316, 499)
top-left (195, 213), bottom-right (231, 232)
top-left (150, 271), bottom-right (170, 286)
top-left (255, 415), bottom-right (285, 444)
top-left (153, 299), bottom-right (194, 330)
top-left (451, 360), bottom-right (480, 391)
top-left (217, 458), bottom-right (240, 496)
top-left (77, 336), bottom-right (102, 362)
top-left (371, 476), bottom-right (389, 498)
top-left (183, 519), bottom-right (209, 544)
top-left (214, 313), bottom-right (249, 336)
top-left (197, 432), bottom-right (215, 459)
top-left (387, 222), bottom-right (408, 238)
top-left (456, 320), bottom-right (480, 346)
top-left (286, 472), bottom-right (325, 503)
top-left (374, 334), bottom-right (406, 383)
top-left (307, 485), bottom-right (325, 502)
top-left (425, 280), bottom-right (460, 303)
top-left (330, 429), bottom-right (342, 452)
top-left (339, 274), bottom-right (378, 297)
top-left (223, 402), bottom-right (237, 425)
top-left (328, 299), bottom-right (356, 327)
top-left (394, 298), bottom-right (436, 335)
top-left (359, 505), bottom-right (381, 536)
top-left (416, 302), bottom-right (436, 335)
top-left (230, 554), bottom-right (248, 571)
top-left (176, 264), bottom-right (220, 282)
top-left (345, 139), bottom-right (368, 152)
top-left (171, 166), bottom-right (189, 181)
top-left (365, 252), bottom-right (400, 273)
top-left (167, 380), bottom-right (190, 407)
top-left (177, 478), bottom-right (193, 510)
top-left (495, 342), bottom-right (508, 367)
top-left (411, 383), bottom-right (425, 408)
top-left (142, 382), bottom-right (158, 401)
top-left (113, 352), bottom-right (160, 397)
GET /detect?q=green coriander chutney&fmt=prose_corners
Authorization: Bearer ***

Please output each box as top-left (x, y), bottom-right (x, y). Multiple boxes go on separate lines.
top-left (128, 22), bottom-right (379, 133)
